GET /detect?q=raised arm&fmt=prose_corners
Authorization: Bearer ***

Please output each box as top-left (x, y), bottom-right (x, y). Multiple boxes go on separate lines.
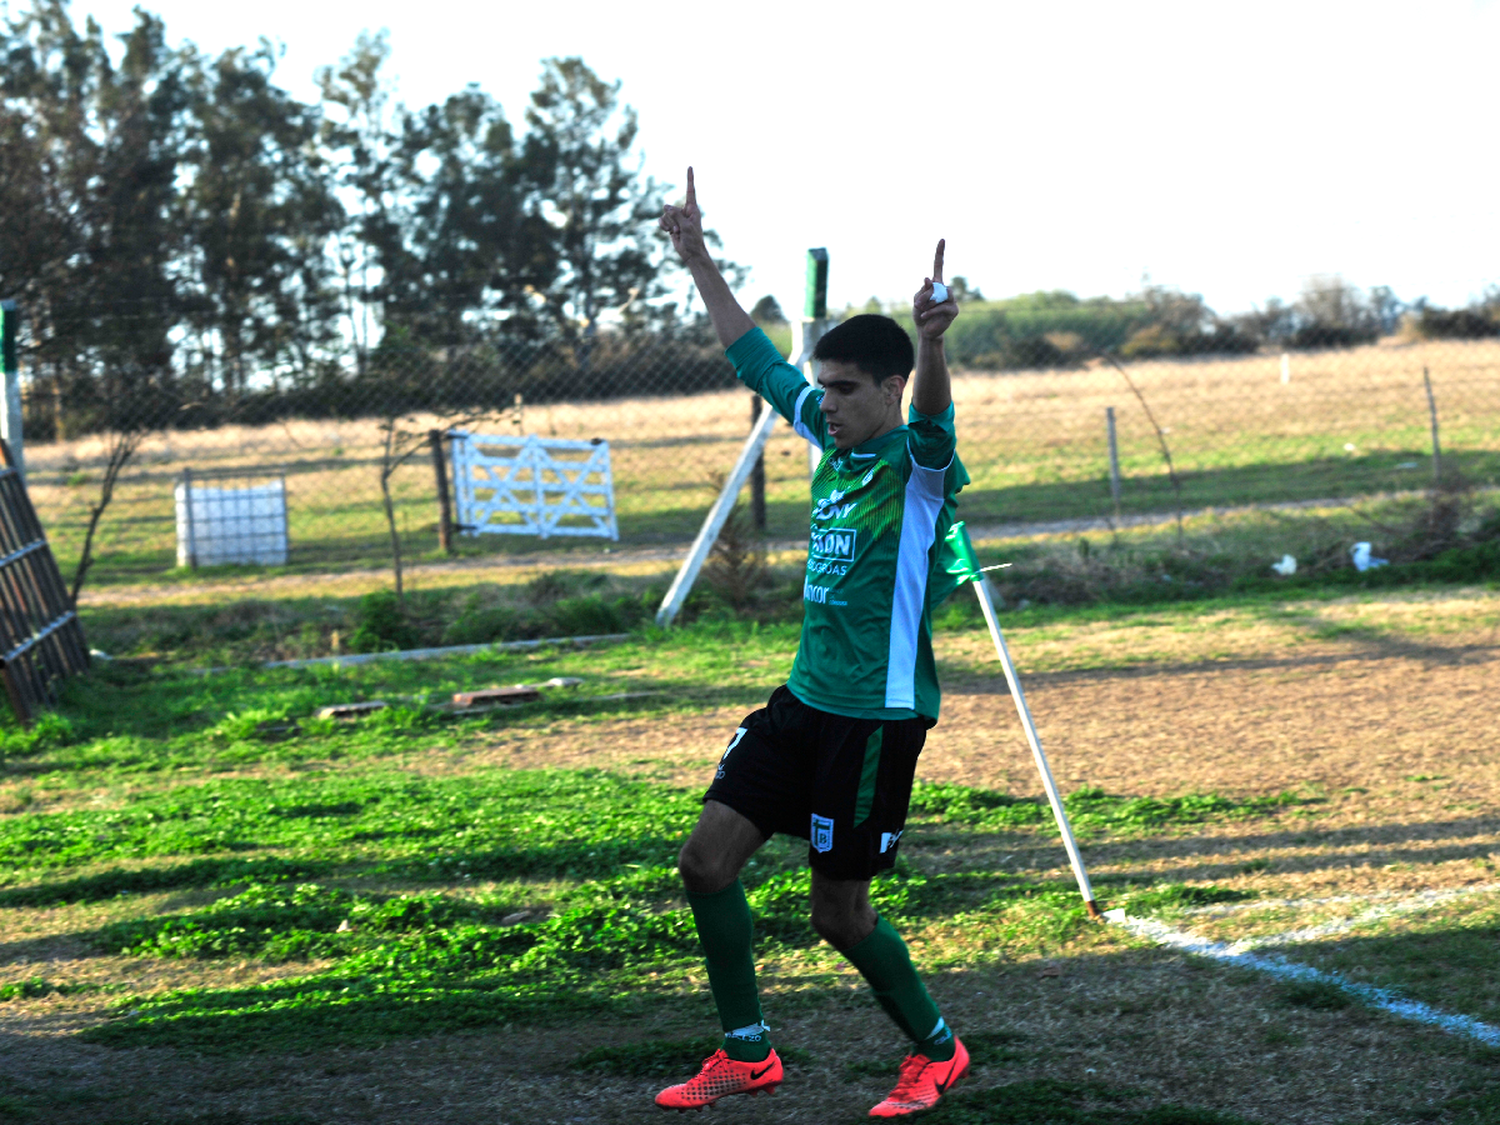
top-left (911, 239), bottom-right (959, 415)
top-left (661, 168), bottom-right (754, 349)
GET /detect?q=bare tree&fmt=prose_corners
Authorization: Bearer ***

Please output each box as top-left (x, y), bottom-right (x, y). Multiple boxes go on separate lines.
top-left (1094, 351), bottom-right (1185, 544)
top-left (69, 429), bottom-right (147, 606)
top-left (375, 408), bottom-right (494, 602)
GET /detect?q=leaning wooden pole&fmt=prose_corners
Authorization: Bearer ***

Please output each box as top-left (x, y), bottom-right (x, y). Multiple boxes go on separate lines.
top-left (945, 521), bottom-right (1102, 919)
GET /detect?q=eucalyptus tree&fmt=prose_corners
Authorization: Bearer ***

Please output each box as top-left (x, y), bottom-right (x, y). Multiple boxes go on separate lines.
top-left (175, 38), bottom-right (343, 406)
top-left (516, 57), bottom-right (672, 348)
top-left (0, 1), bottom-right (185, 432)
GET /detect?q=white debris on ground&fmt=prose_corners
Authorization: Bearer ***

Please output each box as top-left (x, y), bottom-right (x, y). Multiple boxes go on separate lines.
top-left (1350, 541), bottom-right (1389, 571)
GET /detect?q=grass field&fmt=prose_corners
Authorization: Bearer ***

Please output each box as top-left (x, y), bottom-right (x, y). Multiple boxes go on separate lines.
top-left (26, 336), bottom-right (1500, 588)
top-left (3, 577), bottom-right (1499, 1123)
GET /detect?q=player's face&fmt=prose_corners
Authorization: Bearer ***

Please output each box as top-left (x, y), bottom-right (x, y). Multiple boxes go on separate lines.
top-left (817, 361), bottom-right (903, 450)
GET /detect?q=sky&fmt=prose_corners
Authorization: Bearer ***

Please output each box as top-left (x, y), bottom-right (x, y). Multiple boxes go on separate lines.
top-left (69, 0), bottom-right (1500, 319)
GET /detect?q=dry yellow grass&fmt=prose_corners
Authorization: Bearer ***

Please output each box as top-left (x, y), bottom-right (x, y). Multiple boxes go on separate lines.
top-left (21, 336), bottom-right (1500, 581)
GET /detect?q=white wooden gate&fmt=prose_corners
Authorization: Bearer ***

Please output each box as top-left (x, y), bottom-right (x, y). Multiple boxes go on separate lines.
top-left (449, 432), bottom-right (618, 541)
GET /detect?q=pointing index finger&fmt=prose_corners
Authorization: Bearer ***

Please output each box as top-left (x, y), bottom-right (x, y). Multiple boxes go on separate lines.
top-left (932, 238), bottom-right (945, 285)
top-left (686, 166), bottom-right (696, 211)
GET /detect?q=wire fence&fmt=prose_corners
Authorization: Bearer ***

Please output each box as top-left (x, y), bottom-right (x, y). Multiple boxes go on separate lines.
top-left (15, 327), bottom-right (1500, 589)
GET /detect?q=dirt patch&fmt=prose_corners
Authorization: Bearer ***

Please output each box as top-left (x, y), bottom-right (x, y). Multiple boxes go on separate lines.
top-left (460, 603), bottom-right (1500, 825)
top-left (0, 944), bottom-right (1476, 1124)
top-left (931, 644), bottom-right (1498, 804)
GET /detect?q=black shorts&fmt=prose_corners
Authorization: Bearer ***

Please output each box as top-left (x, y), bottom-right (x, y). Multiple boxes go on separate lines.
top-left (704, 685), bottom-right (930, 880)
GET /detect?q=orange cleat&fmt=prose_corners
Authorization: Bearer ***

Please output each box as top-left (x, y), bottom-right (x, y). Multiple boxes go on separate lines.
top-left (868, 1037), bottom-right (970, 1117)
top-left (655, 1048), bottom-right (783, 1111)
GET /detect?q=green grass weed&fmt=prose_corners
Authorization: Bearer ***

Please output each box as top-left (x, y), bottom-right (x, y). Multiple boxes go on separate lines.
top-left (1, 622), bottom-right (803, 775)
top-left (0, 770), bottom-right (702, 883)
top-left (909, 781), bottom-right (1320, 839)
top-left (10, 764), bottom-right (1294, 1054)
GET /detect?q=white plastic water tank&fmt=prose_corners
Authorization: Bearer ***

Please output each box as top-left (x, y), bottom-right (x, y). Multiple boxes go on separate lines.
top-left (175, 478), bottom-right (289, 567)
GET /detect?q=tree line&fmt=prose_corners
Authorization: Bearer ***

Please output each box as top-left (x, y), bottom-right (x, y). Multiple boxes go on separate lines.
top-left (0, 3), bottom-right (730, 439)
top-left (4, 2), bottom-right (1496, 441)
top-left (929, 277), bottom-right (1500, 372)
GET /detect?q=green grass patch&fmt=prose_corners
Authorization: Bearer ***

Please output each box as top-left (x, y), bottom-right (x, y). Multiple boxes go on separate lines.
top-left (1, 759), bottom-right (1313, 1056)
top-left (1121, 884), bottom-right (1257, 914)
top-left (931, 1078), bottom-right (1256, 1124)
top-left (13, 764), bottom-right (1254, 1054)
top-left (910, 781), bottom-right (1321, 839)
top-left (1274, 980), bottom-right (1354, 1012)
top-left (957, 1030), bottom-right (1031, 1066)
top-left (90, 882), bottom-right (506, 962)
top-left (0, 976), bottom-right (100, 1001)
top-left (0, 770), bottom-right (701, 883)
top-left (0, 620), bottom-right (804, 774)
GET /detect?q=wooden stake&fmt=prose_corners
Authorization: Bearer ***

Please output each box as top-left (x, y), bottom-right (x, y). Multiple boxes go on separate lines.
top-left (1423, 367), bottom-right (1442, 487)
top-left (1106, 406), bottom-right (1122, 528)
top-left (430, 429), bottom-right (455, 556)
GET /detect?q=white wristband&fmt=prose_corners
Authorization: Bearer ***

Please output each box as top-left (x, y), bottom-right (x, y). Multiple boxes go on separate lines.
top-left (930, 282), bottom-right (948, 303)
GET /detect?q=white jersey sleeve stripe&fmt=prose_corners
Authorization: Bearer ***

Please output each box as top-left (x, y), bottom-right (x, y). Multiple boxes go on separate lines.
top-left (792, 385), bottom-right (823, 449)
top-left (884, 460), bottom-right (947, 710)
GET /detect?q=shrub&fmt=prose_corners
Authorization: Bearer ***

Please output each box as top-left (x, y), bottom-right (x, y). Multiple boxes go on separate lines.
top-left (1288, 322), bottom-right (1378, 349)
top-left (1122, 322), bottom-right (1260, 358)
top-left (543, 595), bottom-right (635, 637)
top-left (440, 605), bottom-right (522, 646)
top-left (1120, 323), bottom-right (1181, 358)
top-left (350, 590), bottom-right (417, 653)
top-left (1005, 335), bottom-right (1067, 369)
top-left (1413, 306), bottom-right (1499, 339)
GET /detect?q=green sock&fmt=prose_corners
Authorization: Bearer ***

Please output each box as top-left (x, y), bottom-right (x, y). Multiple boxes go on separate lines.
top-left (687, 880), bottom-right (771, 1062)
top-left (842, 915), bottom-right (956, 1062)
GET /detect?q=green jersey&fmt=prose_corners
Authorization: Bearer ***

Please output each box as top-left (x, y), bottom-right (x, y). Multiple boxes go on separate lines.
top-left (726, 328), bottom-right (970, 721)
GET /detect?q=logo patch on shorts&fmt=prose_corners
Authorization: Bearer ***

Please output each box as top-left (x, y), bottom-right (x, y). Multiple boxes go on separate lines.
top-left (810, 814), bottom-right (835, 853)
top-left (717, 727), bottom-right (747, 780)
top-left (880, 830), bottom-right (903, 854)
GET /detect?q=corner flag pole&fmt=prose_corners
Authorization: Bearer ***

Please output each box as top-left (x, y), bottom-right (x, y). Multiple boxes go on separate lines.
top-left (945, 521), bottom-right (1102, 919)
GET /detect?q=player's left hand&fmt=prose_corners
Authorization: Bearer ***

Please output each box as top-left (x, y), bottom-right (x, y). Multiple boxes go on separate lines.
top-left (913, 239), bottom-right (958, 340)
top-left (660, 166), bottom-right (710, 265)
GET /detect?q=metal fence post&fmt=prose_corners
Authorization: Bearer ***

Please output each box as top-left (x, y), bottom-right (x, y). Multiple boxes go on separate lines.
top-left (1106, 406), bottom-right (1122, 526)
top-left (0, 301), bottom-right (22, 477)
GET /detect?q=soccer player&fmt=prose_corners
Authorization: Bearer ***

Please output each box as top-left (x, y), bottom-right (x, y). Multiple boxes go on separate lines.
top-left (655, 169), bottom-right (969, 1117)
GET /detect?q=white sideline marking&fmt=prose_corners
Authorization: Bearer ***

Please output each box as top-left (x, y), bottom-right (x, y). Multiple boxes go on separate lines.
top-left (1180, 882), bottom-right (1500, 919)
top-left (1231, 884), bottom-right (1500, 950)
top-left (1106, 909), bottom-right (1500, 1046)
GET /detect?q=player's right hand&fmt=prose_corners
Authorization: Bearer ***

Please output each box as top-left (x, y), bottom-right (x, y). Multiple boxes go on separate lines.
top-left (914, 238), bottom-right (959, 340)
top-left (660, 167), bottom-right (710, 263)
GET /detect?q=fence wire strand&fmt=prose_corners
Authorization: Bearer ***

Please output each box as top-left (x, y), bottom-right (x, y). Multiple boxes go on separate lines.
top-left (14, 325), bottom-right (1500, 585)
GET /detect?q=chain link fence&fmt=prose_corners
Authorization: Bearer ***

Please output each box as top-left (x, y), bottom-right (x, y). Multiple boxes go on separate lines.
top-left (14, 319), bottom-right (1500, 592)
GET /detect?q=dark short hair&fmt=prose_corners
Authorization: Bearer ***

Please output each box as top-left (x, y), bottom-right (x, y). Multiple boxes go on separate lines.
top-left (813, 314), bottom-right (914, 383)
